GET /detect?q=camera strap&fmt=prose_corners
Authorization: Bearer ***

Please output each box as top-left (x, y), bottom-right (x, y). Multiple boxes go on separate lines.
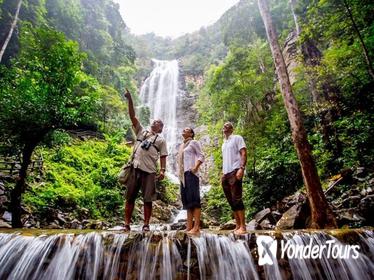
top-left (137, 131), bottom-right (160, 152)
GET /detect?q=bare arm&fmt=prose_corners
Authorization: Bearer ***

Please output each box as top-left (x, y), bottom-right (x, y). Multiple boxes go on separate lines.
top-left (191, 160), bottom-right (203, 174)
top-left (124, 88), bottom-right (139, 128)
top-left (158, 155), bottom-right (167, 181)
top-left (236, 148), bottom-right (247, 180)
top-left (240, 148), bottom-right (247, 168)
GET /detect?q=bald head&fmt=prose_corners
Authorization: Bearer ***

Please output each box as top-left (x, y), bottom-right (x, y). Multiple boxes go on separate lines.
top-left (151, 119), bottom-right (164, 133)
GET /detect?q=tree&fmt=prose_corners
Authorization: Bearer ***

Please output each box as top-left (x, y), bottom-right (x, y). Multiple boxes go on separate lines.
top-left (0, 0), bottom-right (22, 63)
top-left (257, 0), bottom-right (337, 229)
top-left (0, 26), bottom-right (100, 227)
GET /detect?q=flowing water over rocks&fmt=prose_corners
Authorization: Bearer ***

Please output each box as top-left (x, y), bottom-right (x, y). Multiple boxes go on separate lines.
top-left (0, 229), bottom-right (373, 280)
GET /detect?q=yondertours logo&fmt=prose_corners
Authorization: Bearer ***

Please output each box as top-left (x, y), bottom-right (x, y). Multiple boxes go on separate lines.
top-left (256, 235), bottom-right (360, 266)
top-left (257, 236), bottom-right (278, 266)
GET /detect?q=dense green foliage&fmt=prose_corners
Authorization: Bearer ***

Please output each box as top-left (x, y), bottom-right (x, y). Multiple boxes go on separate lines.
top-left (24, 137), bottom-right (131, 221)
top-left (0, 0), bottom-right (140, 225)
top-left (0, 25), bottom-right (100, 149)
top-left (0, 0), bottom-right (373, 226)
top-left (197, 0), bottom-right (374, 222)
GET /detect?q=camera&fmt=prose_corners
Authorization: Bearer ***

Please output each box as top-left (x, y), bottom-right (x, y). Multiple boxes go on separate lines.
top-left (141, 140), bottom-right (152, 150)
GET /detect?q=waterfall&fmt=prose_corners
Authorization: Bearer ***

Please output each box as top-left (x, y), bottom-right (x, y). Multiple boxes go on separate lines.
top-left (0, 230), bottom-right (373, 280)
top-left (139, 59), bottom-right (180, 174)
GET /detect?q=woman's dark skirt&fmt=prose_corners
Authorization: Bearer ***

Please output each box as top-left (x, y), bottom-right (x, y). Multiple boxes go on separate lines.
top-left (180, 171), bottom-right (201, 209)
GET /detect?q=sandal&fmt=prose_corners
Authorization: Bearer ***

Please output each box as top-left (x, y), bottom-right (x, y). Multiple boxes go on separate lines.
top-left (142, 224), bottom-right (150, 232)
top-left (124, 224), bottom-right (131, 232)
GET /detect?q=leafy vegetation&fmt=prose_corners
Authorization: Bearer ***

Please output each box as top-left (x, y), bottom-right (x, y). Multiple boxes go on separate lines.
top-left (24, 137), bottom-right (131, 221)
top-left (0, 0), bottom-right (138, 226)
top-left (197, 0), bottom-right (373, 222)
top-left (0, 0), bottom-right (373, 227)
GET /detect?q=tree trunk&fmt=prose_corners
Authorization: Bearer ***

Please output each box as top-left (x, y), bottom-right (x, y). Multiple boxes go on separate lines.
top-left (258, 0), bottom-right (337, 229)
top-left (0, 0), bottom-right (22, 63)
top-left (10, 141), bottom-right (36, 228)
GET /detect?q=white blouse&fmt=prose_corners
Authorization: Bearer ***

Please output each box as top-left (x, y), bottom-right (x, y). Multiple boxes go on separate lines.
top-left (182, 140), bottom-right (205, 172)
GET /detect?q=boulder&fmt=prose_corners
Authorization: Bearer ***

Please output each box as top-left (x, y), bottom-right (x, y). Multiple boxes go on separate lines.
top-left (360, 187), bottom-right (373, 196)
top-left (259, 219), bottom-right (274, 230)
top-left (270, 211), bottom-right (282, 223)
top-left (2, 211), bottom-right (11, 222)
top-left (152, 201), bottom-right (173, 222)
top-left (170, 222), bottom-right (186, 230)
top-left (46, 222), bottom-right (62, 229)
top-left (69, 219), bottom-right (82, 229)
top-left (275, 204), bottom-right (302, 230)
top-left (254, 208), bottom-right (271, 223)
top-left (246, 219), bottom-right (259, 231)
top-left (220, 220), bottom-right (236, 230)
top-left (56, 213), bottom-right (67, 225)
top-left (277, 192), bottom-right (306, 213)
top-left (0, 219), bottom-right (11, 228)
top-left (335, 208), bottom-right (365, 227)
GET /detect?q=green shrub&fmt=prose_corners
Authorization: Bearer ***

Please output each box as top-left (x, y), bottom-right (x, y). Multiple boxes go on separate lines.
top-left (24, 138), bottom-right (131, 220)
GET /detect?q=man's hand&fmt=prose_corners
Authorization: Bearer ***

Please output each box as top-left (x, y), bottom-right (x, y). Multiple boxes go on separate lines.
top-left (236, 168), bottom-right (244, 180)
top-left (124, 88), bottom-right (131, 99)
top-left (157, 170), bottom-right (165, 181)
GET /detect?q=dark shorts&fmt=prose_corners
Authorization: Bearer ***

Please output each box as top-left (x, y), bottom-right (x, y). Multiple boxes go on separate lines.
top-left (221, 169), bottom-right (245, 211)
top-left (180, 171), bottom-right (201, 210)
top-left (126, 168), bottom-right (156, 203)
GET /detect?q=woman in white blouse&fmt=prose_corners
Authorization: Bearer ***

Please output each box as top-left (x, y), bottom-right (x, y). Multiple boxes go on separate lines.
top-left (177, 127), bottom-right (205, 234)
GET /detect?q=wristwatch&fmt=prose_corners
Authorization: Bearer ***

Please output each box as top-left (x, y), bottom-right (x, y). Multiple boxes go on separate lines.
top-left (239, 166), bottom-right (245, 170)
top-left (160, 168), bottom-right (166, 172)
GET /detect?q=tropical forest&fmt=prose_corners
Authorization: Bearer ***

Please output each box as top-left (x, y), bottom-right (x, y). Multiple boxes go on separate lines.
top-left (0, 0), bottom-right (373, 279)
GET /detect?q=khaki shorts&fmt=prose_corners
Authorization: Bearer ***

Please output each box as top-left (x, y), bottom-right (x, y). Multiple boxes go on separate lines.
top-left (126, 168), bottom-right (157, 203)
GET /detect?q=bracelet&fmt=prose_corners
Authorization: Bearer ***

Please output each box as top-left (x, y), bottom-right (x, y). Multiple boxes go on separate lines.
top-left (239, 166), bottom-right (245, 170)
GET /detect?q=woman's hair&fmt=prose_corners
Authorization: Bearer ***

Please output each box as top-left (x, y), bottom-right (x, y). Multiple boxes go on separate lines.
top-left (187, 127), bottom-right (195, 139)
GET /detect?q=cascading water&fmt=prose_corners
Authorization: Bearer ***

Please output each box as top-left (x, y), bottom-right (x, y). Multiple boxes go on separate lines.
top-left (0, 230), bottom-right (373, 280)
top-left (139, 59), bottom-right (180, 174)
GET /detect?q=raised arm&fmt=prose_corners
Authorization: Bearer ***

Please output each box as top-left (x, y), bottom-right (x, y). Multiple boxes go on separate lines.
top-left (124, 88), bottom-right (140, 128)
